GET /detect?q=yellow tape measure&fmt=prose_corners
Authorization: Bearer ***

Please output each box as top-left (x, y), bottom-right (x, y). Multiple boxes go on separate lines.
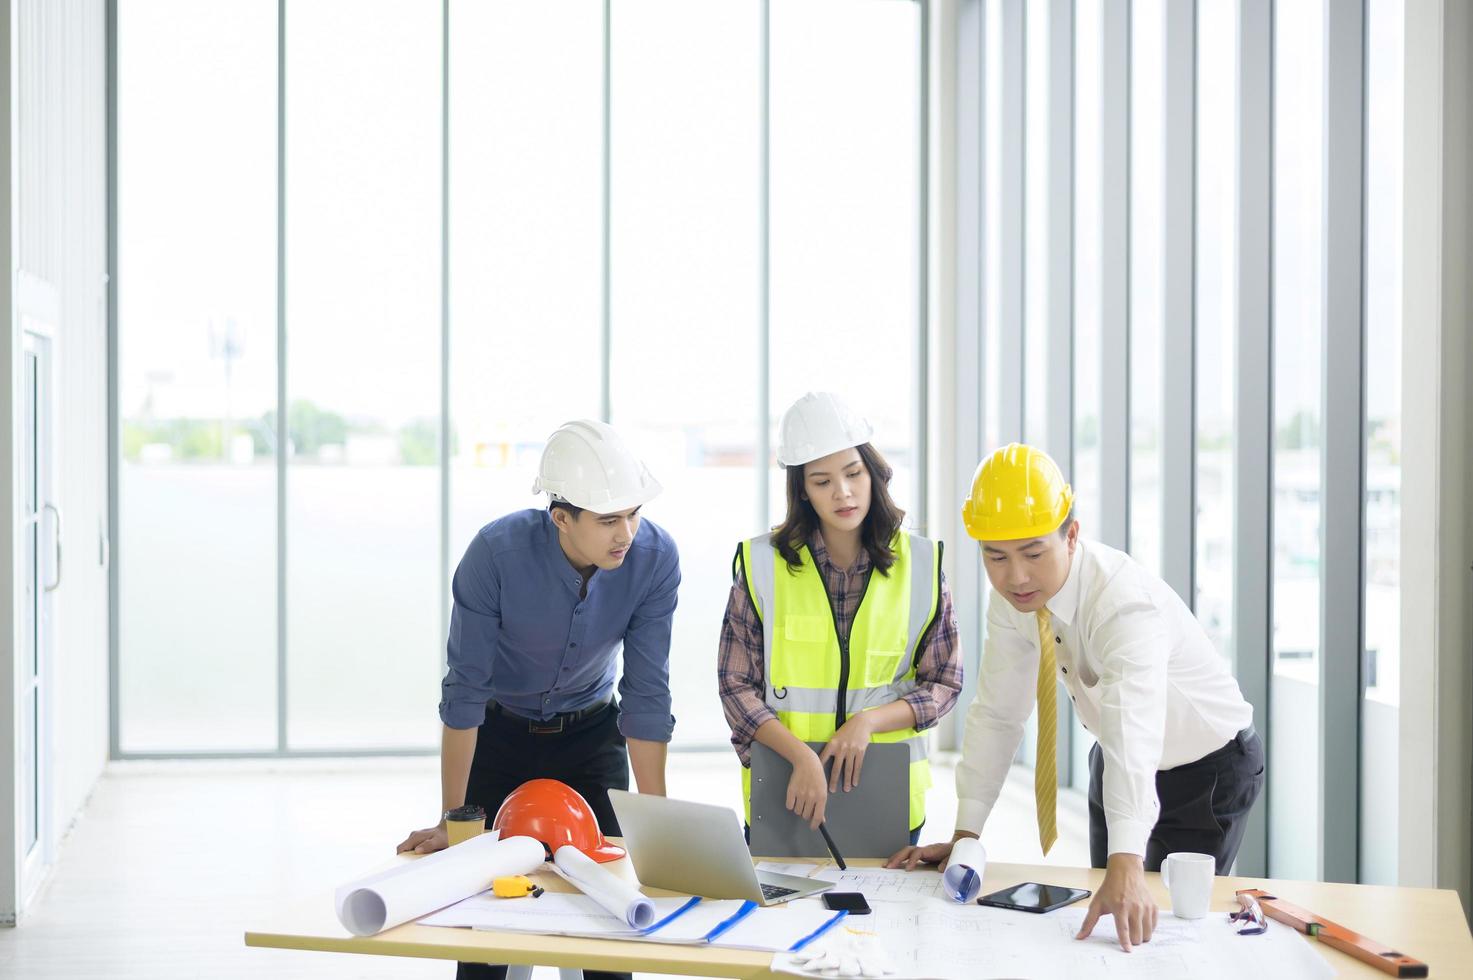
top-left (492, 875), bottom-right (544, 899)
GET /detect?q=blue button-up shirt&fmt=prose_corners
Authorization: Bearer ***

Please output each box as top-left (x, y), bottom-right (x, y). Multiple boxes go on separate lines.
top-left (438, 508), bottom-right (680, 742)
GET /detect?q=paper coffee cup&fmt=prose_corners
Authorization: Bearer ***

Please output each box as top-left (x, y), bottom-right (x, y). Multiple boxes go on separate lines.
top-left (443, 804), bottom-right (486, 846)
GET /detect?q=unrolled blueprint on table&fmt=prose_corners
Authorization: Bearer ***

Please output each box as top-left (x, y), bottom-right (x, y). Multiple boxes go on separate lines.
top-left (421, 892), bottom-right (845, 954)
top-left (754, 862), bottom-right (951, 903)
top-left (420, 892), bottom-right (693, 936)
top-left (770, 897), bottom-right (1334, 980)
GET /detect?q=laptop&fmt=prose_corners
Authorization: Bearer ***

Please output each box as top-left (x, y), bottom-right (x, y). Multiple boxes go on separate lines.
top-left (608, 789), bottom-right (834, 906)
top-left (748, 740), bottom-right (910, 860)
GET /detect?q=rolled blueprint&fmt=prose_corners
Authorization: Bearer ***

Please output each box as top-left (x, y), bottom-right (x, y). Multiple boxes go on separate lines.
top-left (551, 844), bottom-right (656, 930)
top-left (942, 837), bottom-right (988, 903)
top-left (336, 833), bottom-right (545, 936)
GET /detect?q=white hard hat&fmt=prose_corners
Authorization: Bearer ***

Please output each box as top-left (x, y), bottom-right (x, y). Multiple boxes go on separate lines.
top-left (531, 420), bottom-right (662, 514)
top-left (775, 391), bottom-right (875, 467)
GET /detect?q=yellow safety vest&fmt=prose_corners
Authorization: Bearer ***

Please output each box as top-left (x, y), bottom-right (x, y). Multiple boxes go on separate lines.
top-left (736, 531), bottom-right (942, 830)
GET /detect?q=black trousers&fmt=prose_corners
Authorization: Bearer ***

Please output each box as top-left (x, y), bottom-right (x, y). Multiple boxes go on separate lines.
top-left (455, 701), bottom-right (631, 980)
top-left (1088, 727), bottom-right (1264, 874)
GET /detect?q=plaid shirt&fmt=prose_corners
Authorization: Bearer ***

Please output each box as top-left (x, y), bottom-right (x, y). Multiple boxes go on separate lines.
top-left (717, 529), bottom-right (963, 765)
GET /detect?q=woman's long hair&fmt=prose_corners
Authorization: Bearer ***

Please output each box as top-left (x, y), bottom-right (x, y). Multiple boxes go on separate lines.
top-left (772, 443), bottom-right (906, 575)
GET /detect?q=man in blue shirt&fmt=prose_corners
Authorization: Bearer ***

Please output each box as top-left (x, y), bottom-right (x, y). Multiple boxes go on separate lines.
top-left (398, 420), bottom-right (679, 980)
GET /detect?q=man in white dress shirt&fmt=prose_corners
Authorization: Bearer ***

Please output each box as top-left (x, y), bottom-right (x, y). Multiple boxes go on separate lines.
top-left (889, 443), bottom-right (1263, 952)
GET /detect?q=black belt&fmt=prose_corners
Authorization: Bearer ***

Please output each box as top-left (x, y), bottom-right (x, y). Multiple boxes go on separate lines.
top-left (486, 699), bottom-right (612, 734)
top-left (1198, 726), bottom-right (1258, 765)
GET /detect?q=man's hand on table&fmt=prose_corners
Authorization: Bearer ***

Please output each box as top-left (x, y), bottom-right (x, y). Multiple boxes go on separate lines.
top-left (396, 822), bottom-right (448, 855)
top-left (884, 830), bottom-right (976, 871)
top-left (1075, 852), bottom-right (1158, 951)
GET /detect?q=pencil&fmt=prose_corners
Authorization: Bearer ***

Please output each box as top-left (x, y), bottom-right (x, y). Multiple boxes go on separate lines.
top-left (817, 821), bottom-right (846, 870)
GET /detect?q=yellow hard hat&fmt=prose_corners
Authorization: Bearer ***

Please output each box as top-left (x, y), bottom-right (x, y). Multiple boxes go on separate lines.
top-left (961, 443), bottom-right (1074, 541)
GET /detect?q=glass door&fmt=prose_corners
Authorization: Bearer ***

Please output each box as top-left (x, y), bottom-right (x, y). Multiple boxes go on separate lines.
top-left (19, 323), bottom-right (57, 904)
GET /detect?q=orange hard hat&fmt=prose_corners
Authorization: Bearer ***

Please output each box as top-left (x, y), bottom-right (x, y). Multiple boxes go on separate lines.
top-left (490, 779), bottom-right (626, 863)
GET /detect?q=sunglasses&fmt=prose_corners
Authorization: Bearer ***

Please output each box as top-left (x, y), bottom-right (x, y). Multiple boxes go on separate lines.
top-left (1228, 891), bottom-right (1269, 936)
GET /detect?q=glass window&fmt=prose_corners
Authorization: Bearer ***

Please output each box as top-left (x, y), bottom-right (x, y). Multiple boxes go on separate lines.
top-left (447, 2), bottom-right (602, 584)
top-left (983, 0), bottom-right (1007, 452)
top-left (1268, 0), bottom-right (1325, 881)
top-left (1070, 0), bottom-right (1103, 791)
top-left (117, 0), bottom-right (278, 752)
top-left (1015, 0), bottom-right (1058, 777)
top-left (609, 0), bottom-right (761, 746)
top-left (980, 0), bottom-right (1012, 773)
top-left (1360, 0), bottom-right (1404, 887)
top-left (768, 0), bottom-right (921, 525)
top-left (116, 0), bottom-right (926, 758)
top-left (1129, 0), bottom-right (1165, 576)
top-left (1023, 0), bottom-right (1050, 448)
top-left (1072, 0), bottom-right (1103, 561)
top-left (284, 0), bottom-right (442, 750)
top-left (1196, 0), bottom-right (1238, 669)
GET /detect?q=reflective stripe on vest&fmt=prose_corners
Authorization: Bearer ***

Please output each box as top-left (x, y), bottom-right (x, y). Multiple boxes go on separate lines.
top-left (737, 531), bottom-right (942, 830)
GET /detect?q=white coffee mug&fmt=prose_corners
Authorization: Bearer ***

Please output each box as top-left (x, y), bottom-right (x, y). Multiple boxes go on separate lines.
top-left (1160, 851), bottom-right (1215, 919)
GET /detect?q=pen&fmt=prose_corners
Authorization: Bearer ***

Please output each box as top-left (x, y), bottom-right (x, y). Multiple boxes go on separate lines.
top-left (817, 821), bottom-right (847, 871)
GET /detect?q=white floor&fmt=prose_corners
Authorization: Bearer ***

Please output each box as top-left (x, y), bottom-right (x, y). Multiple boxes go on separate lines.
top-left (0, 752), bottom-right (1088, 979)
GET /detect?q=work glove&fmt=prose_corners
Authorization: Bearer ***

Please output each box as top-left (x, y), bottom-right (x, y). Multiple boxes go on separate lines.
top-left (790, 928), bottom-right (897, 977)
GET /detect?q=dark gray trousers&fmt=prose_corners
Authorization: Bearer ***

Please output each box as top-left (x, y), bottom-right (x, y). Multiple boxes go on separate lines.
top-left (1088, 727), bottom-right (1264, 873)
top-left (456, 702), bottom-right (631, 980)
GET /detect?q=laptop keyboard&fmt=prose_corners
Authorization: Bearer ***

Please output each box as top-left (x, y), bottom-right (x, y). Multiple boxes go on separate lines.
top-left (760, 883), bottom-right (799, 901)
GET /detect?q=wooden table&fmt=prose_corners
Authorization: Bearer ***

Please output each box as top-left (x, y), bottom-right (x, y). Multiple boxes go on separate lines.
top-left (245, 849), bottom-right (1473, 978)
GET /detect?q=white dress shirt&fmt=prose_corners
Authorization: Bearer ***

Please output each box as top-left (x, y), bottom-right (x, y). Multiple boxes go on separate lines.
top-left (955, 538), bottom-right (1253, 857)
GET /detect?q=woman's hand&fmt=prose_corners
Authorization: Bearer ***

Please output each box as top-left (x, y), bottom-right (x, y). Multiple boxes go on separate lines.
top-left (787, 748), bottom-right (831, 830)
top-left (820, 712), bottom-right (875, 792)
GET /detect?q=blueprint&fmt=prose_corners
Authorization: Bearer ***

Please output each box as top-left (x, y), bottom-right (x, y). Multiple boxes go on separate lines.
top-left (419, 892), bottom-right (689, 936)
top-left (755, 862), bottom-right (950, 903)
top-left (420, 892), bottom-right (845, 954)
top-left (770, 898), bottom-right (1336, 980)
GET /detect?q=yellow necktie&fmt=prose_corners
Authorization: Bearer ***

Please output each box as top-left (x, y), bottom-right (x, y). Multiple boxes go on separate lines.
top-left (1034, 609), bottom-right (1059, 856)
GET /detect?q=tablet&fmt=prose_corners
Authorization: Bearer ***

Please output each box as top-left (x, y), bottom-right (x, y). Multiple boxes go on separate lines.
top-left (976, 881), bottom-right (1091, 913)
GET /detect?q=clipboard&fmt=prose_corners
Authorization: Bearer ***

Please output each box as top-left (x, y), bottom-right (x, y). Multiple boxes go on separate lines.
top-left (748, 740), bottom-right (910, 859)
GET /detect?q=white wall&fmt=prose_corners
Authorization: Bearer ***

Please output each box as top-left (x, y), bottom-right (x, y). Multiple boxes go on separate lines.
top-left (0, 0), bottom-right (19, 927)
top-left (20, 0), bottom-right (110, 846)
top-left (2, 0), bottom-right (110, 922)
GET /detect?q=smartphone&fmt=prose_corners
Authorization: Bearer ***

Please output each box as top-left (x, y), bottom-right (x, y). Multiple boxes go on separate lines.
top-left (822, 891), bottom-right (872, 915)
top-left (976, 882), bottom-right (1091, 914)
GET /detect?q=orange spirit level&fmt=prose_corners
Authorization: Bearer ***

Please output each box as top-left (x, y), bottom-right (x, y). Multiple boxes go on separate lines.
top-left (1235, 889), bottom-right (1429, 977)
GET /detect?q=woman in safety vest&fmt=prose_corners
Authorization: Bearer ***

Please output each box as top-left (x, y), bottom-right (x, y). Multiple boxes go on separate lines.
top-left (717, 391), bottom-right (963, 842)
